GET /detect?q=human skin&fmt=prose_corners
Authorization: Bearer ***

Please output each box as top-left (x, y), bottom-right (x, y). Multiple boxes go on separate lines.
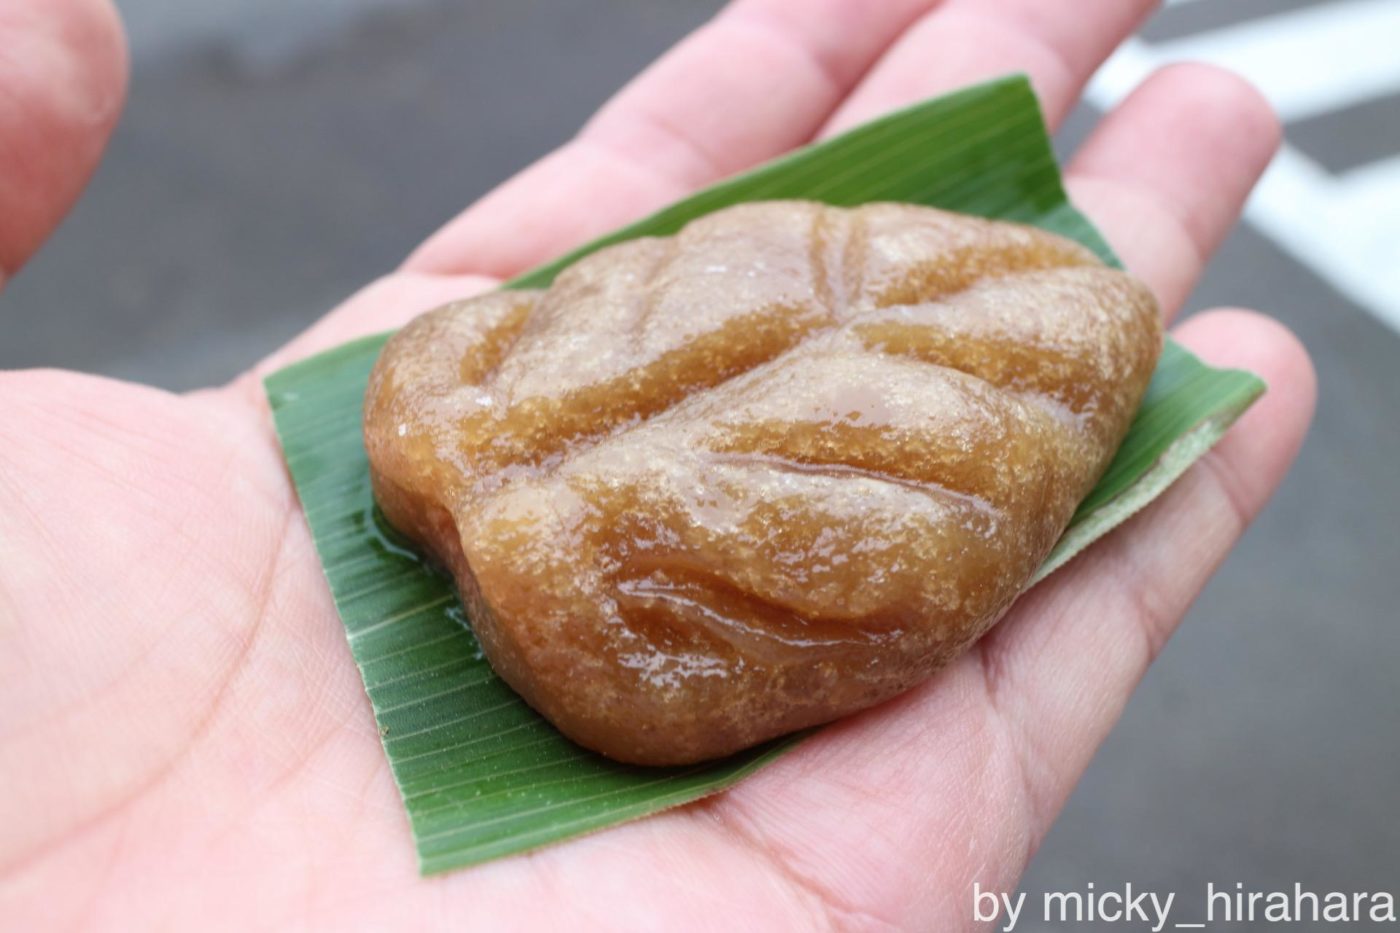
top-left (0, 1), bottom-right (1315, 930)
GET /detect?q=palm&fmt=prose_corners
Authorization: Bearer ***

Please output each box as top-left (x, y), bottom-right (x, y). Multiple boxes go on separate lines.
top-left (2, 1), bottom-right (1314, 928)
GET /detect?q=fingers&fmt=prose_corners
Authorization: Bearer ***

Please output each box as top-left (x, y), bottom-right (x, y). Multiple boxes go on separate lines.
top-left (821, 0), bottom-right (1158, 136)
top-left (1066, 63), bottom-right (1282, 316)
top-left (405, 0), bottom-right (935, 278)
top-left (0, 0), bottom-right (127, 285)
top-left (708, 67), bottom-right (1289, 922)
top-left (245, 271), bottom-right (499, 384)
top-left (974, 308), bottom-right (1316, 850)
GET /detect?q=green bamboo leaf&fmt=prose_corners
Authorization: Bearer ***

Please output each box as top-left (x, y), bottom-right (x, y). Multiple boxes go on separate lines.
top-left (265, 74), bottom-right (1263, 875)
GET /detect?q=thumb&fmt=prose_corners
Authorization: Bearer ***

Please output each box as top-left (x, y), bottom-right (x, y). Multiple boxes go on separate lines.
top-left (0, 0), bottom-right (127, 287)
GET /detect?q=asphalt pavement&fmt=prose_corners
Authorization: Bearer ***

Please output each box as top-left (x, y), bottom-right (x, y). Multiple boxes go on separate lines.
top-left (3, 0), bottom-right (1396, 921)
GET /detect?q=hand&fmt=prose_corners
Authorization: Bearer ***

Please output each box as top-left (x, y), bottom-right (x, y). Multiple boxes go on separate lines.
top-left (0, 1), bottom-right (1315, 928)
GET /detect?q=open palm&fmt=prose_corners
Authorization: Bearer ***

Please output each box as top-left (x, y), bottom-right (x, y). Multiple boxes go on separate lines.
top-left (1, 1), bottom-right (1315, 928)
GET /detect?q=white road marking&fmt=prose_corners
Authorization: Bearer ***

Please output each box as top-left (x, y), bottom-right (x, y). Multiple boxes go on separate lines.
top-left (1140, 0), bottom-right (1400, 122)
top-left (1088, 21), bottom-right (1400, 336)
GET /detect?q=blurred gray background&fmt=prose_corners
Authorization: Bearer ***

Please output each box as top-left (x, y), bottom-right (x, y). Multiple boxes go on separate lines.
top-left (4, 0), bottom-right (1396, 923)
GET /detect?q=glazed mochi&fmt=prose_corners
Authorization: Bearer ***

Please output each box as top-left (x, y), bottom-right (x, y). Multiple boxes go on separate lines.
top-left (363, 201), bottom-right (1162, 765)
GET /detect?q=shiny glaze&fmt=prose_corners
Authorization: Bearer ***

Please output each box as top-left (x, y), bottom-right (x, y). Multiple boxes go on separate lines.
top-left (363, 201), bottom-right (1162, 764)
